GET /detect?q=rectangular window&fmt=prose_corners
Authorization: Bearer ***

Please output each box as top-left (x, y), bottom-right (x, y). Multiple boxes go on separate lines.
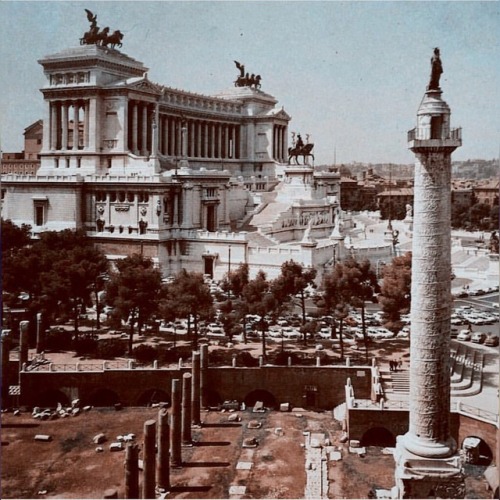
top-left (35, 205), bottom-right (44, 226)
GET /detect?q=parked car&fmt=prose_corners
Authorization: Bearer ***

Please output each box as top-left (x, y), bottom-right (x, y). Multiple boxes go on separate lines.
top-left (471, 332), bottom-right (487, 344)
top-left (484, 335), bottom-right (499, 347)
top-left (457, 330), bottom-right (472, 341)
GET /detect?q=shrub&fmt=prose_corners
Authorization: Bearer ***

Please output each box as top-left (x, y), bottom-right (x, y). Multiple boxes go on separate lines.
top-left (133, 344), bottom-right (158, 363)
top-left (96, 339), bottom-right (127, 359)
top-left (236, 351), bottom-right (259, 367)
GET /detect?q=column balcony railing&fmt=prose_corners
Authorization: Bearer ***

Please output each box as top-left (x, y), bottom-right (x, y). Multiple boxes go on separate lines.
top-left (407, 127), bottom-right (462, 142)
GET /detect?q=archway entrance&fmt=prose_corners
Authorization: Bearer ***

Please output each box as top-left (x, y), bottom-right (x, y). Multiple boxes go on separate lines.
top-left (38, 389), bottom-right (70, 408)
top-left (87, 388), bottom-right (120, 407)
top-left (461, 436), bottom-right (493, 466)
top-left (244, 389), bottom-right (277, 409)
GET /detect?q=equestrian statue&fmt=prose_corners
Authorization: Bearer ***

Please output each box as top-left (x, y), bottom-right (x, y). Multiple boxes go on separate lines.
top-left (80, 9), bottom-right (124, 49)
top-left (234, 61), bottom-right (261, 89)
top-left (288, 133), bottom-right (315, 165)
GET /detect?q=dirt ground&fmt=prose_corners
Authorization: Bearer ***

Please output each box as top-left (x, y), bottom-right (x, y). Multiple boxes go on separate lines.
top-left (1, 406), bottom-right (491, 499)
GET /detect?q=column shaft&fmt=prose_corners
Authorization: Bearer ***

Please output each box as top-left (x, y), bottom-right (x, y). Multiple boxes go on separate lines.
top-left (142, 419), bottom-right (156, 499)
top-left (124, 443), bottom-right (139, 499)
top-left (157, 408), bottom-right (170, 490)
top-left (191, 351), bottom-right (201, 425)
top-left (181, 373), bottom-right (192, 445)
top-left (61, 102), bottom-right (68, 150)
top-left (132, 102), bottom-right (138, 154)
top-left (170, 378), bottom-right (182, 467)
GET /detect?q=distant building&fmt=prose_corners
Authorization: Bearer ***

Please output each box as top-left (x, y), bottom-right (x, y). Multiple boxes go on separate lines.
top-left (2, 42), bottom-right (342, 280)
top-left (473, 178), bottom-right (499, 206)
top-left (1, 120), bottom-right (42, 175)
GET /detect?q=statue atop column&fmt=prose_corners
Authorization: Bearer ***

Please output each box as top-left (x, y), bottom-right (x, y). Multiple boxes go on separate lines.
top-left (80, 9), bottom-right (124, 49)
top-left (427, 47), bottom-right (443, 91)
top-left (233, 61), bottom-right (261, 89)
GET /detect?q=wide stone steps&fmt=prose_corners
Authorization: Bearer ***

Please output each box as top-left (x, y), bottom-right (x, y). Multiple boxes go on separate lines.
top-left (381, 347), bottom-right (484, 399)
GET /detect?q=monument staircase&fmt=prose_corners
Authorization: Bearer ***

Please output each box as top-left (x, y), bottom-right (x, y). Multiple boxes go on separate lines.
top-left (379, 344), bottom-right (485, 400)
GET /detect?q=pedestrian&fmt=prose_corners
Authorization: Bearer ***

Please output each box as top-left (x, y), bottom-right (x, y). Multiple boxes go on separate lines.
top-left (398, 359), bottom-right (402, 370)
top-left (389, 360), bottom-right (394, 372)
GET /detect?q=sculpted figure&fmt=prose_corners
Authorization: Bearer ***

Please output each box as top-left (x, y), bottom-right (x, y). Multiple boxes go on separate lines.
top-left (428, 47), bottom-right (443, 91)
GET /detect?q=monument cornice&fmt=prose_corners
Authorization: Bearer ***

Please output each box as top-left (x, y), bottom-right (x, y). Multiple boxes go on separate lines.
top-left (41, 57), bottom-right (145, 77)
top-left (41, 87), bottom-right (102, 99)
top-left (158, 105), bottom-right (242, 122)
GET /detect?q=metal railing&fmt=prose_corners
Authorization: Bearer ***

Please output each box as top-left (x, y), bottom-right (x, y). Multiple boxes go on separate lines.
top-left (407, 127), bottom-right (462, 142)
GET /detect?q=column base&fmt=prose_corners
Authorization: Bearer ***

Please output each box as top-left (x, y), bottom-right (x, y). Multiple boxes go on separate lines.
top-left (393, 436), bottom-right (465, 499)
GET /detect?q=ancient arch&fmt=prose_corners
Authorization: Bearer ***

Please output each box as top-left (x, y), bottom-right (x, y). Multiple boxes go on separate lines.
top-left (244, 389), bottom-right (277, 409)
top-left (137, 388), bottom-right (170, 407)
top-left (461, 436), bottom-right (494, 466)
top-left (204, 388), bottom-right (222, 407)
top-left (87, 388), bottom-right (120, 407)
top-left (360, 426), bottom-right (396, 447)
top-left (38, 389), bottom-right (70, 408)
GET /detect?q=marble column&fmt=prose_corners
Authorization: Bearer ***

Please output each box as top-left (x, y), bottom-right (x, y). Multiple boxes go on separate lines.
top-left (156, 408), bottom-right (170, 491)
top-left (181, 373), bottom-right (192, 445)
top-left (124, 443), bottom-right (139, 499)
top-left (394, 65), bottom-right (464, 498)
top-left (170, 378), bottom-right (182, 467)
top-left (191, 351), bottom-right (201, 425)
top-left (50, 102), bottom-right (58, 150)
top-left (131, 102), bottom-right (138, 154)
top-left (141, 104), bottom-right (148, 155)
top-left (73, 102), bottom-right (80, 150)
top-left (61, 102), bottom-right (68, 150)
top-left (142, 419), bottom-right (156, 499)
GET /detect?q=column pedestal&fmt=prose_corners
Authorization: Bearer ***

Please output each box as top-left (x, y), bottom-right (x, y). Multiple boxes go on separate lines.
top-left (393, 437), bottom-right (465, 499)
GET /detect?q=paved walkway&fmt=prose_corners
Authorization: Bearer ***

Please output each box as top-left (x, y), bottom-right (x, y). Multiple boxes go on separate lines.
top-left (304, 432), bottom-right (329, 499)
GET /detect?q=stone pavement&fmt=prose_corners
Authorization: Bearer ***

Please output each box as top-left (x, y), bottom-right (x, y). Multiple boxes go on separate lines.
top-left (304, 432), bottom-right (329, 499)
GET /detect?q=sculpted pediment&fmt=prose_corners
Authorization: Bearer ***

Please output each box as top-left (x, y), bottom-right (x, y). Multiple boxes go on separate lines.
top-left (275, 109), bottom-right (291, 120)
top-left (128, 78), bottom-right (162, 94)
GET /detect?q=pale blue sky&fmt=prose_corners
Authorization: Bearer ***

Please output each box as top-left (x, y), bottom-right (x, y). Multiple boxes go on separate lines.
top-left (1, 1), bottom-right (498, 164)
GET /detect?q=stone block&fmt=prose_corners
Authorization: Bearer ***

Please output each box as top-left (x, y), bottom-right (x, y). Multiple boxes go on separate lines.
top-left (34, 434), bottom-right (52, 442)
top-left (247, 420), bottom-right (261, 429)
top-left (229, 485), bottom-right (247, 495)
top-left (349, 439), bottom-right (361, 448)
top-left (236, 461), bottom-right (253, 470)
top-left (93, 433), bottom-right (107, 444)
top-left (228, 413), bottom-right (240, 422)
top-left (279, 402), bottom-right (290, 412)
top-left (109, 442), bottom-right (124, 452)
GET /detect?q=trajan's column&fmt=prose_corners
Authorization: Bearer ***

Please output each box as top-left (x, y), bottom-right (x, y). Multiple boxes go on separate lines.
top-left (393, 48), bottom-right (465, 499)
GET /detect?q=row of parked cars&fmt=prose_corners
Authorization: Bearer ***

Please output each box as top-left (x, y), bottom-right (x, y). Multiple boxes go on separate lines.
top-left (451, 306), bottom-right (498, 326)
top-left (456, 329), bottom-right (499, 346)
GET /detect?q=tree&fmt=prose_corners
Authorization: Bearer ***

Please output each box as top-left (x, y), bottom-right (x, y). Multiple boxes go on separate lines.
top-left (316, 264), bottom-right (351, 360)
top-left (220, 263), bottom-right (250, 343)
top-left (241, 270), bottom-right (277, 361)
top-left (105, 254), bottom-right (163, 355)
top-left (339, 258), bottom-right (379, 362)
top-left (220, 263), bottom-right (249, 298)
top-left (2, 229), bottom-right (108, 342)
top-left (271, 260), bottom-right (317, 340)
top-left (1, 219), bottom-right (31, 257)
top-left (51, 244), bottom-right (108, 339)
top-left (379, 252), bottom-right (412, 334)
top-left (161, 269), bottom-right (214, 350)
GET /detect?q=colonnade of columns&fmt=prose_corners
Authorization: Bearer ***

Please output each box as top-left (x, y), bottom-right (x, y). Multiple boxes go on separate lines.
top-left (127, 101), bottom-right (155, 156)
top-left (273, 124), bottom-right (287, 162)
top-left (49, 100), bottom-right (90, 151)
top-left (157, 115), bottom-right (240, 160)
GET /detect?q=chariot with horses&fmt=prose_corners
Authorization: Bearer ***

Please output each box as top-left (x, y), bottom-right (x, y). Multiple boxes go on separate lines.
top-left (79, 9), bottom-right (124, 49)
